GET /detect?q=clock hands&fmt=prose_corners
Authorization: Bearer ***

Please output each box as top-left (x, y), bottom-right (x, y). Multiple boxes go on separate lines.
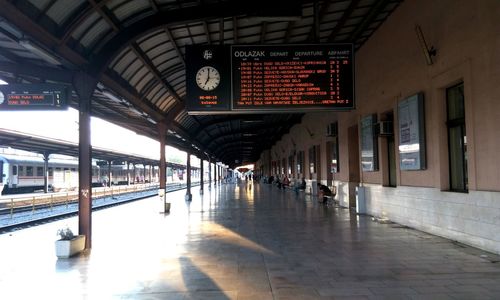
top-left (204, 68), bottom-right (210, 86)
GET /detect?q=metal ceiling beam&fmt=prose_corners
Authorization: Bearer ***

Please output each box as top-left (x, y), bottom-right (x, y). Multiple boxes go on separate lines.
top-left (88, 0), bottom-right (120, 32)
top-left (0, 61), bottom-right (74, 83)
top-left (193, 115), bottom-right (266, 135)
top-left (283, 20), bottom-right (296, 43)
top-left (233, 17), bottom-right (238, 43)
top-left (203, 21), bottom-right (211, 44)
top-left (60, 0), bottom-right (112, 44)
top-left (202, 121), bottom-right (290, 148)
top-left (164, 27), bottom-right (185, 67)
top-left (260, 21), bottom-right (267, 44)
top-left (348, 0), bottom-right (389, 43)
top-left (306, 0), bottom-right (330, 42)
top-left (88, 0), bottom-right (305, 76)
top-left (327, 0), bottom-right (361, 42)
top-left (101, 70), bottom-right (165, 121)
top-left (0, 0), bottom-right (87, 65)
top-left (131, 43), bottom-right (183, 104)
top-left (219, 18), bottom-right (224, 44)
top-left (213, 142), bottom-right (258, 157)
top-left (149, 0), bottom-right (159, 13)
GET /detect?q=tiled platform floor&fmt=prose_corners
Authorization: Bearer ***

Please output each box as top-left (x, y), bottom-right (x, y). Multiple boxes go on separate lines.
top-left (0, 181), bottom-right (499, 299)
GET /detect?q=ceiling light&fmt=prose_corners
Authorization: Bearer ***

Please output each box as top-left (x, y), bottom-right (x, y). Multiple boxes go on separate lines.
top-left (146, 117), bottom-right (157, 124)
top-left (102, 90), bottom-right (121, 103)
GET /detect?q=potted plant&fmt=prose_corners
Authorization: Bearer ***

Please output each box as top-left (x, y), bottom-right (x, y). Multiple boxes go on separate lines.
top-left (55, 227), bottom-right (86, 258)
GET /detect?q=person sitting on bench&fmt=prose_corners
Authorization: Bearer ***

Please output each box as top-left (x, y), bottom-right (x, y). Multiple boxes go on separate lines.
top-left (317, 183), bottom-right (332, 204)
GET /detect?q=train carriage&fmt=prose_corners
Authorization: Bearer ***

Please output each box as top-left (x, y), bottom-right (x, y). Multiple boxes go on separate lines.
top-left (0, 153), bottom-right (102, 194)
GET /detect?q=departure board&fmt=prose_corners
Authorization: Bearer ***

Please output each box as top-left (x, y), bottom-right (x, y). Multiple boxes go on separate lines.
top-left (231, 44), bottom-right (354, 112)
top-left (0, 84), bottom-right (68, 110)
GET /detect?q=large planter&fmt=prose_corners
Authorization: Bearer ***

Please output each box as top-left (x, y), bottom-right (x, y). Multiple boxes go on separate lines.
top-left (55, 235), bottom-right (86, 258)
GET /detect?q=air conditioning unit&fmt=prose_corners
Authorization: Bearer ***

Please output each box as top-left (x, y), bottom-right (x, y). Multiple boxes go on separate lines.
top-left (375, 121), bottom-right (394, 136)
top-left (326, 122), bottom-right (338, 137)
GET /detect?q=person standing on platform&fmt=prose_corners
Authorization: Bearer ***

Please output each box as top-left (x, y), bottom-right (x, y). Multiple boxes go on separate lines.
top-left (294, 177), bottom-right (306, 194)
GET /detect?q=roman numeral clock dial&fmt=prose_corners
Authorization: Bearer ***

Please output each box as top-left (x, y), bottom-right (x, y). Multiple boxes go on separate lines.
top-left (196, 66), bottom-right (220, 91)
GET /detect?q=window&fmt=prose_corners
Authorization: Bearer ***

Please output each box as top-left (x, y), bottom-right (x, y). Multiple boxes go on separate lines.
top-left (26, 166), bottom-right (33, 176)
top-left (36, 167), bottom-right (44, 177)
top-left (447, 83), bottom-right (467, 192)
top-left (18, 166), bottom-right (24, 176)
top-left (296, 151), bottom-right (304, 174)
top-left (328, 138), bottom-right (340, 173)
top-left (288, 155), bottom-right (294, 176)
top-left (48, 168), bottom-right (53, 176)
top-left (309, 146), bottom-right (316, 174)
top-left (12, 165), bottom-right (17, 176)
top-left (361, 114), bottom-right (379, 171)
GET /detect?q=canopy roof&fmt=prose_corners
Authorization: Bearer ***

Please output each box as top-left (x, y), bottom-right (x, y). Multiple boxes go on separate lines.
top-left (0, 0), bottom-right (402, 167)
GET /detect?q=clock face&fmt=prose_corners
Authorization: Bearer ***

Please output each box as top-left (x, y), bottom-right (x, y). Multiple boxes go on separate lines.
top-left (196, 66), bottom-right (220, 91)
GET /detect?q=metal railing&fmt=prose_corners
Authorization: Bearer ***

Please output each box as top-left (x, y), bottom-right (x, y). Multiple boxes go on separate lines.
top-left (0, 182), bottom-right (160, 217)
top-left (0, 180), bottom-right (206, 219)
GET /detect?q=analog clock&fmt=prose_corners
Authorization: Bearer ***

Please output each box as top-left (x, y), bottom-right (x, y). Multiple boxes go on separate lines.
top-left (196, 66), bottom-right (220, 91)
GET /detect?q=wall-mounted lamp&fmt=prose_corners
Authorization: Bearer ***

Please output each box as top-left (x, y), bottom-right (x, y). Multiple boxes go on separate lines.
top-left (415, 25), bottom-right (437, 65)
top-left (304, 125), bottom-right (314, 138)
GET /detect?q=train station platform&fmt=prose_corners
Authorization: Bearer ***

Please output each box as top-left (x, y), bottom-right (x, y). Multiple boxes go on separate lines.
top-left (1, 181), bottom-right (500, 299)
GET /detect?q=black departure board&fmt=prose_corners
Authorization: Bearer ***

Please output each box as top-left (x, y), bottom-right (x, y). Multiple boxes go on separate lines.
top-left (231, 44), bottom-right (354, 112)
top-left (0, 83), bottom-right (68, 110)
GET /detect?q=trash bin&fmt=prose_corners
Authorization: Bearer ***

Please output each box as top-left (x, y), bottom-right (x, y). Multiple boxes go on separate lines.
top-left (158, 189), bottom-right (170, 213)
top-left (356, 186), bottom-right (366, 214)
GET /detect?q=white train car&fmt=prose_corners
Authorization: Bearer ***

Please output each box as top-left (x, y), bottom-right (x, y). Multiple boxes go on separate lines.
top-left (97, 162), bottom-right (160, 186)
top-left (0, 153), bottom-right (102, 195)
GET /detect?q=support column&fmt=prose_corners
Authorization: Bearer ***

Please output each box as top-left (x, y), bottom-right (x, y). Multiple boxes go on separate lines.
top-left (185, 152), bottom-right (192, 201)
top-left (148, 165), bottom-right (152, 183)
top-left (73, 72), bottom-right (96, 250)
top-left (133, 164), bottom-right (137, 183)
top-left (200, 159), bottom-right (204, 194)
top-left (208, 159), bottom-right (212, 187)
top-left (158, 123), bottom-right (167, 212)
top-left (214, 162), bottom-right (217, 186)
top-left (42, 151), bottom-right (50, 193)
top-left (107, 160), bottom-right (112, 187)
top-left (126, 162), bottom-right (130, 185)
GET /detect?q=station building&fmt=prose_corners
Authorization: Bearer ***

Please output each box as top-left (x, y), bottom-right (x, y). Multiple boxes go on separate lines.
top-left (256, 0), bottom-right (500, 255)
top-left (0, 0), bottom-right (498, 257)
